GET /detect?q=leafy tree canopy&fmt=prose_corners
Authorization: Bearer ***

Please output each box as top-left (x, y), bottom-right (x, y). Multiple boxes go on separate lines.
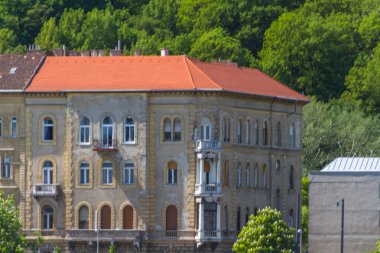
top-left (233, 207), bottom-right (295, 253)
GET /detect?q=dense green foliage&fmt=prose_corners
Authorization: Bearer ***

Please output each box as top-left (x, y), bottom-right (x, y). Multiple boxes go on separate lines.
top-left (0, 194), bottom-right (26, 253)
top-left (303, 100), bottom-right (380, 172)
top-left (233, 207), bottom-right (295, 253)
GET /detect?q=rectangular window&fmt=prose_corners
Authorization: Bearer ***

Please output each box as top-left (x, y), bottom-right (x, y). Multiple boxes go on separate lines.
top-left (124, 164), bottom-right (134, 184)
top-left (11, 119), bottom-right (16, 138)
top-left (80, 167), bottom-right (90, 185)
top-left (1, 157), bottom-right (11, 179)
top-left (102, 167), bottom-right (113, 184)
top-left (124, 117), bottom-right (135, 143)
top-left (79, 126), bottom-right (90, 144)
top-left (168, 169), bottom-right (177, 184)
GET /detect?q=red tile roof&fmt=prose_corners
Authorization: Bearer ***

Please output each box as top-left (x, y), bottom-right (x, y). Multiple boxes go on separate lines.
top-left (26, 56), bottom-right (309, 101)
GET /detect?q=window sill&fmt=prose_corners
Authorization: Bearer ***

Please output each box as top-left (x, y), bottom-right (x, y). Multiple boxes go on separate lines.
top-left (76, 184), bottom-right (92, 189)
top-left (123, 141), bottom-right (137, 145)
top-left (99, 184), bottom-right (116, 189)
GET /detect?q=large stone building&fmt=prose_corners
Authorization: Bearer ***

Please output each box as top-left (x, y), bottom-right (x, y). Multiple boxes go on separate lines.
top-left (309, 157), bottom-right (380, 253)
top-left (0, 52), bottom-right (308, 252)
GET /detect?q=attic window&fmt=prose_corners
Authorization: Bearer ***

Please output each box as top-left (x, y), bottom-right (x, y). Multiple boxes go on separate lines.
top-left (9, 67), bottom-right (17, 74)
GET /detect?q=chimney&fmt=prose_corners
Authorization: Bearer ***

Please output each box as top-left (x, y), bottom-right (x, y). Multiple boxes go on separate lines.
top-left (161, 48), bottom-right (169, 56)
top-left (134, 49), bottom-right (141, 56)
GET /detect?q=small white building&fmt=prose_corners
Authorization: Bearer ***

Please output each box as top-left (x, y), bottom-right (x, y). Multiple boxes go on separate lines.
top-left (309, 157), bottom-right (380, 253)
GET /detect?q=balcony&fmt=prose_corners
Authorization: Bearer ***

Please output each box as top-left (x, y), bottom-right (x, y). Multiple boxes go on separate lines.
top-left (195, 140), bottom-right (221, 152)
top-left (92, 139), bottom-right (118, 152)
top-left (148, 230), bottom-right (195, 240)
top-left (196, 230), bottom-right (222, 242)
top-left (32, 184), bottom-right (59, 197)
top-left (66, 229), bottom-right (144, 242)
top-left (195, 184), bottom-right (222, 197)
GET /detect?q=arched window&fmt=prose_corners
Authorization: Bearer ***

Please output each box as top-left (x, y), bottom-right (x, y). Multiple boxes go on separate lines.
top-left (246, 119), bottom-right (250, 144)
top-left (223, 161), bottom-right (229, 186)
top-left (223, 117), bottom-right (229, 142)
top-left (42, 205), bottom-right (53, 229)
top-left (0, 118), bottom-right (2, 137)
top-left (43, 160), bottom-right (53, 184)
top-left (173, 118), bottom-right (181, 141)
top-left (123, 205), bottom-right (133, 229)
top-left (167, 161), bottom-right (177, 184)
top-left (166, 205), bottom-right (177, 231)
top-left (124, 116), bottom-right (135, 143)
top-left (79, 117), bottom-right (90, 144)
top-left (289, 209), bottom-right (294, 228)
top-left (10, 116), bottom-right (17, 137)
top-left (262, 165), bottom-right (267, 189)
top-left (100, 205), bottom-right (111, 229)
top-left (276, 122), bottom-right (281, 146)
top-left (237, 207), bottom-right (241, 231)
top-left (1, 157), bottom-right (10, 179)
top-left (236, 163), bottom-right (241, 187)
top-left (275, 160), bottom-right (281, 171)
top-left (201, 117), bottom-right (212, 141)
top-left (245, 164), bottom-right (250, 187)
top-left (78, 206), bottom-right (89, 229)
top-left (254, 164), bottom-right (258, 188)
top-left (262, 121), bottom-right (268, 145)
top-left (43, 117), bottom-right (54, 141)
top-left (290, 165), bottom-right (294, 190)
top-left (79, 161), bottom-right (90, 185)
top-left (123, 161), bottom-right (134, 184)
top-left (289, 124), bottom-right (295, 147)
top-left (245, 207), bottom-right (250, 224)
top-left (276, 189), bottom-right (281, 212)
top-left (237, 119), bottom-right (242, 144)
top-left (254, 121), bottom-right (259, 145)
top-left (102, 117), bottom-right (113, 148)
top-left (204, 161), bottom-right (211, 185)
top-left (163, 118), bottom-right (171, 141)
top-left (102, 161), bottom-right (113, 185)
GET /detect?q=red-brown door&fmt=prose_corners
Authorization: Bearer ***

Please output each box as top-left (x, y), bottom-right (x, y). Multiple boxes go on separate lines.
top-left (166, 205), bottom-right (177, 230)
top-left (101, 205), bottom-right (111, 229)
top-left (123, 205), bottom-right (133, 229)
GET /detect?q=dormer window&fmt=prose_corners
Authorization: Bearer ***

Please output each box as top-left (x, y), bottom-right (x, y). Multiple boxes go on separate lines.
top-left (9, 67), bottom-right (17, 74)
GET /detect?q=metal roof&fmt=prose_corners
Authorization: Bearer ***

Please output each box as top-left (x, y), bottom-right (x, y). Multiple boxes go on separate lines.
top-left (321, 157), bottom-right (380, 172)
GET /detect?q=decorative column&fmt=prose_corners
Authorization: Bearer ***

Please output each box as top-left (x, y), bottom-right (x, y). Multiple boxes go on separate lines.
top-left (199, 154), bottom-right (204, 191)
top-left (217, 203), bottom-right (221, 239)
top-left (199, 202), bottom-right (204, 239)
top-left (216, 154), bottom-right (221, 191)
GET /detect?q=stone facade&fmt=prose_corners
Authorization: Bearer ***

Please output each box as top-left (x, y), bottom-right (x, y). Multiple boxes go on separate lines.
top-left (0, 54), bottom-right (306, 253)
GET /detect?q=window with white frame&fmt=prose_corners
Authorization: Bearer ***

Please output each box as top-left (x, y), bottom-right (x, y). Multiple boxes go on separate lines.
top-left (1, 157), bottom-right (11, 179)
top-left (245, 164), bottom-right (250, 187)
top-left (236, 163), bottom-right (242, 187)
top-left (167, 161), bottom-right (177, 184)
top-left (254, 164), bottom-right (258, 188)
top-left (43, 117), bottom-right (54, 141)
top-left (262, 121), bottom-right (268, 145)
top-left (276, 122), bottom-right (281, 146)
top-left (262, 165), bottom-right (267, 188)
top-left (124, 116), bottom-right (135, 143)
top-left (79, 117), bottom-right (90, 144)
top-left (201, 117), bottom-right (212, 141)
top-left (163, 118), bottom-right (171, 141)
top-left (289, 124), bottom-right (295, 147)
top-left (0, 118), bottom-right (2, 137)
top-left (102, 161), bottom-right (113, 185)
top-left (289, 209), bottom-right (294, 228)
top-left (43, 160), bottom-right (53, 184)
top-left (10, 117), bottom-right (17, 138)
top-left (42, 205), bottom-right (53, 229)
top-left (102, 117), bottom-right (113, 148)
top-left (124, 161), bottom-right (134, 184)
top-left (246, 119), bottom-right (250, 144)
top-left (237, 119), bottom-right (242, 144)
top-left (173, 118), bottom-right (181, 141)
top-left (254, 121), bottom-right (259, 145)
top-left (79, 161), bottom-right (90, 185)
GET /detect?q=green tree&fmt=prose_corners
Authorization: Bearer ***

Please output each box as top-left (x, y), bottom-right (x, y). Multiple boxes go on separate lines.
top-left (58, 8), bottom-right (85, 50)
top-left (34, 18), bottom-right (60, 50)
top-left (301, 177), bottom-right (309, 249)
top-left (0, 28), bottom-right (25, 53)
top-left (0, 194), bottom-right (26, 253)
top-left (189, 28), bottom-right (254, 66)
top-left (233, 207), bottom-right (295, 253)
top-left (302, 100), bottom-right (380, 172)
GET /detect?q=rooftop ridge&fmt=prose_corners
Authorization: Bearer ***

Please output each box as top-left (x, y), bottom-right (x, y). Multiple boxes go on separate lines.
top-left (184, 57), bottom-right (222, 90)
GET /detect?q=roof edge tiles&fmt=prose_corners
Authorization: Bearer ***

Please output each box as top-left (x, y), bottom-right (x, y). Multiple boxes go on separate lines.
top-left (26, 55), bottom-right (309, 102)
